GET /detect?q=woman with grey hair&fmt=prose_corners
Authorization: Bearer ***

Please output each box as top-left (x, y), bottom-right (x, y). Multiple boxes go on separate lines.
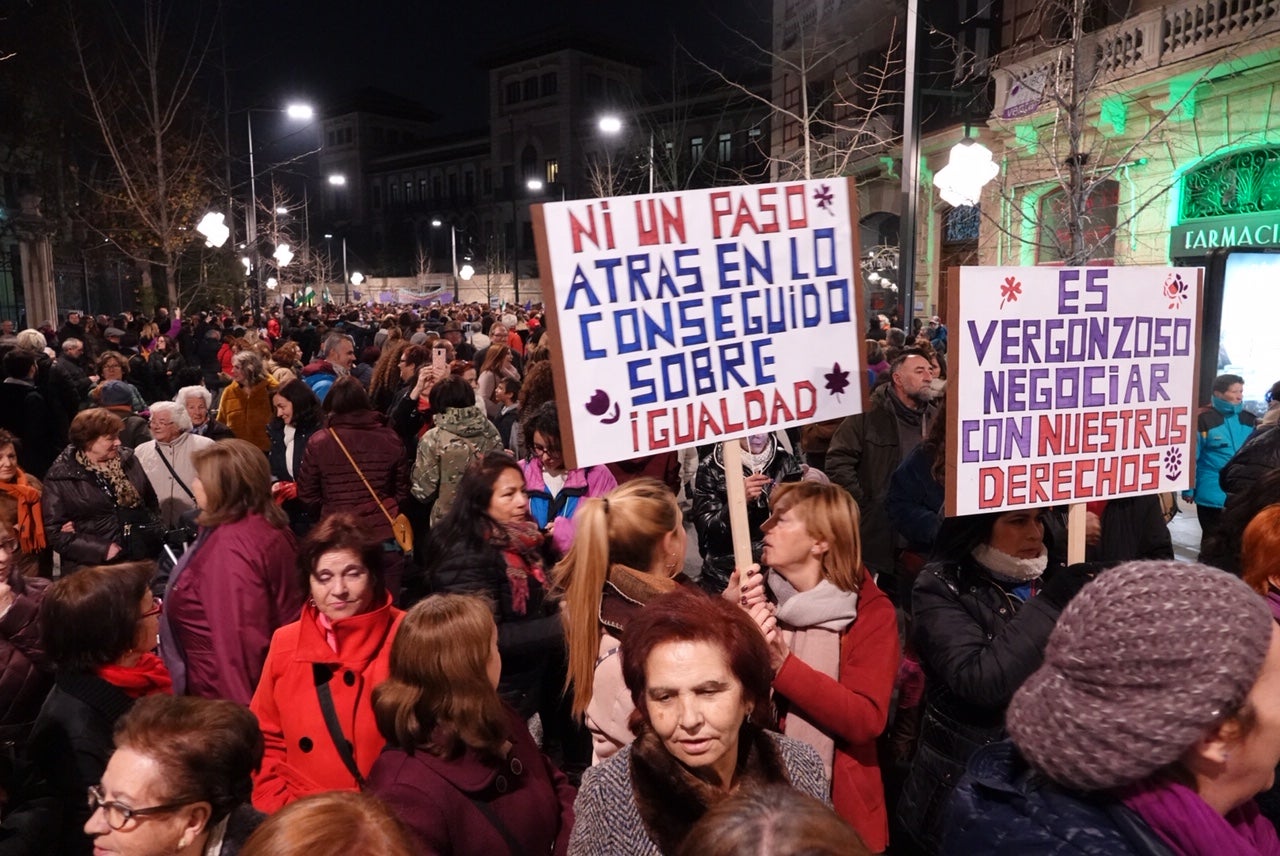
top-left (175, 385), bottom-right (234, 441)
top-left (217, 351), bottom-right (278, 452)
top-left (134, 400), bottom-right (215, 528)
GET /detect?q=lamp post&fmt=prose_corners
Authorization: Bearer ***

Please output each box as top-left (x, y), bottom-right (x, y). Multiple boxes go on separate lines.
top-left (431, 218), bottom-right (464, 302)
top-left (244, 103), bottom-right (315, 318)
top-left (598, 115), bottom-right (654, 194)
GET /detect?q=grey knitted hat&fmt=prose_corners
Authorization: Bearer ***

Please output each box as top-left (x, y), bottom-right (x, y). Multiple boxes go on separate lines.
top-left (1006, 560), bottom-right (1272, 792)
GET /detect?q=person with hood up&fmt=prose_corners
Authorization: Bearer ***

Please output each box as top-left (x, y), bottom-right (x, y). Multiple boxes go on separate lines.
top-left (1185, 373), bottom-right (1257, 551)
top-left (410, 375), bottom-right (503, 526)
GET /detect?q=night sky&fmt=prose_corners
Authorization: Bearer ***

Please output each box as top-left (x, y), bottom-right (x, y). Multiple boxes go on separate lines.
top-left (228, 0), bottom-right (773, 134)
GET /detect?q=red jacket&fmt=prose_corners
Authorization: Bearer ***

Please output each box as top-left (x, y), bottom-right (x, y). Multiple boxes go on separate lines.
top-left (163, 513), bottom-right (303, 705)
top-left (367, 706), bottom-right (575, 855)
top-left (251, 594), bottom-right (403, 812)
top-left (771, 573), bottom-right (899, 853)
top-left (296, 409), bottom-right (410, 542)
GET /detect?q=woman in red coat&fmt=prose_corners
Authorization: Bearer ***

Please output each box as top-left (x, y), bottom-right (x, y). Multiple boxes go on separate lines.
top-left (297, 376), bottom-right (411, 598)
top-left (366, 593), bottom-right (576, 855)
top-left (742, 481), bottom-right (900, 853)
top-left (251, 514), bottom-right (404, 812)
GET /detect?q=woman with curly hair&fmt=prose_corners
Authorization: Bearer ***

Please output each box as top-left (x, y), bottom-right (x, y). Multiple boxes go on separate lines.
top-left (369, 340), bottom-right (412, 413)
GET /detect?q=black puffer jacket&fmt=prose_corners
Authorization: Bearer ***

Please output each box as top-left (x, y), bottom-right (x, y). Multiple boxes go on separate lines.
top-left (897, 556), bottom-right (1083, 854)
top-left (427, 537), bottom-right (563, 719)
top-left (944, 741), bottom-right (1176, 855)
top-left (691, 436), bottom-right (801, 593)
top-left (41, 446), bottom-right (158, 573)
top-left (1221, 424), bottom-right (1280, 504)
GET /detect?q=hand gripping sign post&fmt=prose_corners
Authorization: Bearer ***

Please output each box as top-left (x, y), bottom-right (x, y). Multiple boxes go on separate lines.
top-left (532, 179), bottom-right (867, 569)
top-left (946, 265), bottom-right (1202, 562)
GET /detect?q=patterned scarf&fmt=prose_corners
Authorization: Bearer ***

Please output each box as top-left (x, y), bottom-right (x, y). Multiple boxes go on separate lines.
top-left (0, 471), bottom-right (46, 551)
top-left (490, 519), bottom-right (547, 615)
top-left (76, 450), bottom-right (141, 508)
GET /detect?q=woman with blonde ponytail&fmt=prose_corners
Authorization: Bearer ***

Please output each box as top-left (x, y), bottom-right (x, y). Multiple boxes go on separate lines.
top-left (556, 477), bottom-right (731, 762)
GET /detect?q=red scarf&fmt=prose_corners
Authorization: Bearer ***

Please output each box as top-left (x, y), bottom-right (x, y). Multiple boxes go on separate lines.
top-left (96, 653), bottom-right (174, 699)
top-left (0, 472), bottom-right (46, 552)
top-left (493, 520), bottom-right (547, 615)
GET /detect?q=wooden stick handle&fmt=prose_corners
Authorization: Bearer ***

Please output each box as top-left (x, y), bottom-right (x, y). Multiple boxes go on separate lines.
top-left (721, 441), bottom-right (755, 572)
top-left (1067, 503), bottom-right (1086, 565)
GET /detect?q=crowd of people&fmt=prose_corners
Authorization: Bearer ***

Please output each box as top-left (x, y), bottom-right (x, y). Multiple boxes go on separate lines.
top-left (0, 301), bottom-right (1278, 854)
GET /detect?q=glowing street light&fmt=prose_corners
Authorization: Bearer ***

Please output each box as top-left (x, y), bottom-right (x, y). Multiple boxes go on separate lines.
top-left (934, 139), bottom-right (999, 207)
top-left (285, 103), bottom-right (314, 120)
top-left (241, 256), bottom-right (252, 274)
top-left (273, 244), bottom-right (294, 267)
top-left (266, 277), bottom-right (278, 289)
top-left (350, 271), bottom-right (364, 285)
top-left (196, 212), bottom-right (230, 248)
top-left (458, 263), bottom-right (475, 281)
top-left (327, 174), bottom-right (347, 186)
top-left (598, 115), bottom-right (622, 134)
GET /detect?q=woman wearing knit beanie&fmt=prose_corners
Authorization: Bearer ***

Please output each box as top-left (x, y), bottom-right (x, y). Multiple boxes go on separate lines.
top-left (894, 509), bottom-right (1098, 853)
top-left (945, 560), bottom-right (1280, 856)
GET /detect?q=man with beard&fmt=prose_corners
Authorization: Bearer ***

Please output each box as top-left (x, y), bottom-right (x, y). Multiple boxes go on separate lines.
top-left (826, 348), bottom-right (939, 601)
top-left (300, 332), bottom-right (355, 402)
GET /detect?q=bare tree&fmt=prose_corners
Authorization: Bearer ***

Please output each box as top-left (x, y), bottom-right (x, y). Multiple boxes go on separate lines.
top-left (69, 0), bottom-right (219, 308)
top-left (978, 0), bottom-right (1271, 264)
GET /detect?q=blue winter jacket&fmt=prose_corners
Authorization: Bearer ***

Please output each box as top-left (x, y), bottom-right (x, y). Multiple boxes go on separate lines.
top-left (1187, 396), bottom-right (1256, 509)
top-left (943, 741), bottom-right (1175, 856)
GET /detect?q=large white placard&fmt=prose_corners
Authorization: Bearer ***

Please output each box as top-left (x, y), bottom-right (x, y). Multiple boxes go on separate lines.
top-left (946, 266), bottom-right (1202, 515)
top-left (534, 179), bottom-right (866, 469)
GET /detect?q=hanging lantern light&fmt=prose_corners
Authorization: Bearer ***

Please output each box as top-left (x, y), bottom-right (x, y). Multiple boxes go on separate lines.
top-left (934, 138), bottom-right (999, 207)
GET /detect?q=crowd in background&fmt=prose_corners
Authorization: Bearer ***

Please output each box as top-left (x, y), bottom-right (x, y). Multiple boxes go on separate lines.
top-left (0, 300), bottom-right (1278, 855)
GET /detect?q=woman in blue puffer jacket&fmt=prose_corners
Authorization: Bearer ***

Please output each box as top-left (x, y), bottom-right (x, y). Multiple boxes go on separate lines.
top-left (1184, 373), bottom-right (1256, 552)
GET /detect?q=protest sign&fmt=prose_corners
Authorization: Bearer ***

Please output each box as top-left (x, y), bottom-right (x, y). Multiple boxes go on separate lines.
top-left (531, 178), bottom-right (866, 469)
top-left (946, 266), bottom-right (1202, 517)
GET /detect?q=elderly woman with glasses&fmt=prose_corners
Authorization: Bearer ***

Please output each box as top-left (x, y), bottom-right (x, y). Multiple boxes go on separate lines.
top-left (134, 401), bottom-right (215, 530)
top-left (28, 562), bottom-right (170, 856)
top-left (85, 695), bottom-right (265, 856)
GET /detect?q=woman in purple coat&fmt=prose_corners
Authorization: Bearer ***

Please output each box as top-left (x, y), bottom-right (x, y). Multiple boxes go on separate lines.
top-left (367, 594), bottom-right (576, 855)
top-left (160, 439), bottom-right (303, 705)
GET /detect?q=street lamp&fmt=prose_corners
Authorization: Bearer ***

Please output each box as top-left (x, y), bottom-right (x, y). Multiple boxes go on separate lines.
top-left (245, 102), bottom-right (316, 317)
top-left (526, 178), bottom-right (566, 201)
top-left (598, 114), bottom-right (654, 194)
top-left (327, 174), bottom-right (346, 186)
top-left (196, 212), bottom-right (230, 248)
top-left (432, 218), bottom-right (464, 302)
top-left (934, 138), bottom-right (999, 207)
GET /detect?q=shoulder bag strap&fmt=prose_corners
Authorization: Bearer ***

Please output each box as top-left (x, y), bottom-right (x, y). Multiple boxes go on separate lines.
top-left (311, 663), bottom-right (366, 789)
top-left (329, 429), bottom-right (398, 530)
top-left (154, 444), bottom-right (196, 501)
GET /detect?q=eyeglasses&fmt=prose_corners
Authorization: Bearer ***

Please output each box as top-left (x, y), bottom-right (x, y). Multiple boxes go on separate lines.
top-left (87, 784), bottom-right (191, 830)
top-left (138, 598), bottom-right (162, 620)
top-left (0, 539), bottom-right (18, 555)
top-left (532, 443), bottom-right (560, 457)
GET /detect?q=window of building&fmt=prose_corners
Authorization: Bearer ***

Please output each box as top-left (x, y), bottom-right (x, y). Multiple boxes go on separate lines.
top-left (448, 174), bottom-right (458, 197)
top-left (690, 136), bottom-right (705, 162)
top-left (1037, 180), bottom-right (1119, 264)
top-left (717, 133), bottom-right (732, 162)
top-left (372, 184), bottom-right (382, 209)
top-left (606, 78), bottom-right (623, 102)
top-left (502, 165), bottom-right (514, 193)
top-left (433, 177), bottom-right (443, 199)
top-left (506, 81), bottom-right (521, 104)
top-left (541, 72), bottom-right (558, 97)
top-left (545, 159), bottom-right (559, 184)
top-left (326, 130), bottom-right (336, 146)
top-left (404, 180), bottom-right (413, 202)
top-left (523, 77), bottom-right (539, 101)
top-left (586, 74), bottom-right (603, 98)
top-left (343, 128), bottom-right (353, 144)
top-left (390, 183), bottom-right (400, 205)
top-left (419, 178), bottom-right (428, 201)
top-left (465, 171), bottom-right (475, 196)
top-left (483, 169), bottom-right (492, 195)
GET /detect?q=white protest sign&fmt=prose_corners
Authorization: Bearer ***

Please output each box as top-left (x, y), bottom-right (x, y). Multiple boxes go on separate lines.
top-left (532, 178), bottom-right (866, 469)
top-left (946, 266), bottom-right (1202, 516)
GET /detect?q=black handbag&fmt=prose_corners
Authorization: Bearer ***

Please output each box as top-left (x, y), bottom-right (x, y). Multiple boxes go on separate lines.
top-left (116, 505), bottom-right (167, 561)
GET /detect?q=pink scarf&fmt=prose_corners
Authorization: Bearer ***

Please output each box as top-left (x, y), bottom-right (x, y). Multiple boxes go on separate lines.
top-left (1121, 779), bottom-right (1280, 856)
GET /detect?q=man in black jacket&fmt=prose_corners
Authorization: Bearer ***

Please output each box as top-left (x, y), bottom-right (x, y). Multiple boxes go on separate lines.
top-left (0, 349), bottom-right (62, 476)
top-left (49, 339), bottom-right (94, 431)
top-left (1220, 423), bottom-right (1280, 505)
top-left (826, 348), bottom-right (939, 600)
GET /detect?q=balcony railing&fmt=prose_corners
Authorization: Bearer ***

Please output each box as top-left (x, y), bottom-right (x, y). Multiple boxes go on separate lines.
top-left (992, 0), bottom-right (1280, 119)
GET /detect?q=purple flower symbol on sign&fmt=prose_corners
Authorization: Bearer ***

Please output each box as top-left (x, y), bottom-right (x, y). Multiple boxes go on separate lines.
top-left (813, 184), bottom-right (834, 214)
top-left (1163, 273), bottom-right (1189, 309)
top-left (824, 362), bottom-right (850, 399)
top-left (1163, 447), bottom-right (1183, 481)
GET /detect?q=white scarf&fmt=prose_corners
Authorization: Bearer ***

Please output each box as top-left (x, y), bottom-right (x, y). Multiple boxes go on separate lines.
top-left (972, 543), bottom-right (1048, 582)
top-left (768, 570), bottom-right (859, 778)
